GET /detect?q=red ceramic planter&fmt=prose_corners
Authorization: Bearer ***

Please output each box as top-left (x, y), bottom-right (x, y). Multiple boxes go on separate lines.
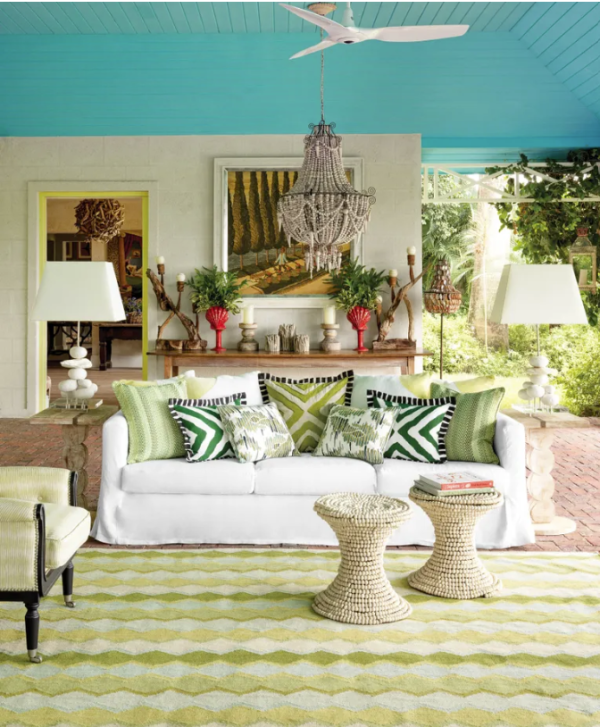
top-left (347, 306), bottom-right (371, 353)
top-left (205, 306), bottom-right (229, 353)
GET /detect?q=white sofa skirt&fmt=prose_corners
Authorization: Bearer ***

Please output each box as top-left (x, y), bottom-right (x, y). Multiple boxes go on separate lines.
top-left (92, 412), bottom-right (535, 549)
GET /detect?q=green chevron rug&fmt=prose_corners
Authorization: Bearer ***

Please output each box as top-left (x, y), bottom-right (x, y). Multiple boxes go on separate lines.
top-left (0, 549), bottom-right (599, 726)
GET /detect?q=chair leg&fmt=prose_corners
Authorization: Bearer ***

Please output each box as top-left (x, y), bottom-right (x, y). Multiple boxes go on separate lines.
top-left (62, 560), bottom-right (75, 608)
top-left (25, 602), bottom-right (42, 663)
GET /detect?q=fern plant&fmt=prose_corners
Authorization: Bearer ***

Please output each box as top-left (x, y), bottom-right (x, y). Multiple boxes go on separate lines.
top-left (186, 266), bottom-right (246, 313)
top-left (328, 258), bottom-right (387, 312)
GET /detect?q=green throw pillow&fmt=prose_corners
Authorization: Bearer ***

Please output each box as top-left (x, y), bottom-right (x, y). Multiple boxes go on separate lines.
top-left (168, 393), bottom-right (247, 462)
top-left (314, 405), bottom-right (394, 465)
top-left (430, 383), bottom-right (505, 464)
top-left (367, 390), bottom-right (456, 463)
top-left (113, 380), bottom-right (188, 464)
top-left (217, 403), bottom-right (296, 464)
top-left (259, 371), bottom-right (353, 453)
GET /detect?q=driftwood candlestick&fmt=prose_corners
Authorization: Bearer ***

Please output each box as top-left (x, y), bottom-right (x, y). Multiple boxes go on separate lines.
top-left (146, 265), bottom-right (207, 352)
top-left (374, 250), bottom-right (428, 349)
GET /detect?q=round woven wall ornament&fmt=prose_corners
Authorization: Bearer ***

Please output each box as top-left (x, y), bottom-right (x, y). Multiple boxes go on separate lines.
top-left (74, 199), bottom-right (125, 244)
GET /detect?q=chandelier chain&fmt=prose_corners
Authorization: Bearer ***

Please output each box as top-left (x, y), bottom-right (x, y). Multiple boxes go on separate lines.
top-left (320, 29), bottom-right (325, 123)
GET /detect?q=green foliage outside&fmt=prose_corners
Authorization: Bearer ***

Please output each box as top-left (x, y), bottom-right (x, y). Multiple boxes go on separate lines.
top-left (423, 311), bottom-right (600, 415)
top-left (186, 266), bottom-right (246, 314)
top-left (328, 258), bottom-right (387, 312)
top-left (488, 150), bottom-right (600, 324)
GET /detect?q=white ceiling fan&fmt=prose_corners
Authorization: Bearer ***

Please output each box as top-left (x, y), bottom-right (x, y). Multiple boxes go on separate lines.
top-left (281, 2), bottom-right (469, 59)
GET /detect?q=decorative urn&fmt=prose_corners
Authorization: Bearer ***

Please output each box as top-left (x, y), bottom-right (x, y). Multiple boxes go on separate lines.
top-left (205, 306), bottom-right (229, 354)
top-left (347, 306), bottom-right (371, 353)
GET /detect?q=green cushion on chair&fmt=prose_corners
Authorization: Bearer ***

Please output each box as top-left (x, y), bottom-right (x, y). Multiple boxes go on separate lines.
top-left (44, 503), bottom-right (90, 570)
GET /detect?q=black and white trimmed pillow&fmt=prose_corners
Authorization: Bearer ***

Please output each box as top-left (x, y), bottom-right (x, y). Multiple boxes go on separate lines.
top-left (367, 390), bottom-right (456, 464)
top-left (168, 393), bottom-right (247, 463)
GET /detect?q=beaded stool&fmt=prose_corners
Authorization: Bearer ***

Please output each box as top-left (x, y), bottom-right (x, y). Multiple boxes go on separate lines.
top-left (313, 493), bottom-right (413, 625)
top-left (408, 486), bottom-right (504, 599)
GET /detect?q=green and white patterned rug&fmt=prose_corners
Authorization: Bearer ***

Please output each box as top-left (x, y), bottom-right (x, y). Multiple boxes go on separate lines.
top-left (0, 549), bottom-right (599, 726)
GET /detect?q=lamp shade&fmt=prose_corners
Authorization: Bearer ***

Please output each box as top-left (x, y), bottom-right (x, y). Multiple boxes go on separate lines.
top-left (490, 264), bottom-right (587, 325)
top-left (31, 262), bottom-right (126, 322)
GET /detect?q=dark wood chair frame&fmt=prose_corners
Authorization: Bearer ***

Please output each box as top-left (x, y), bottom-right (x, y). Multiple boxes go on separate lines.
top-left (0, 471), bottom-right (80, 663)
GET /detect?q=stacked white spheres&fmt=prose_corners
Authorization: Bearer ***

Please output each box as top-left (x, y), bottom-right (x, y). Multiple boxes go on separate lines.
top-left (527, 385), bottom-right (545, 400)
top-left (518, 388), bottom-right (533, 401)
top-left (530, 373), bottom-right (549, 386)
top-left (530, 355), bottom-right (549, 368)
top-left (58, 380), bottom-right (77, 393)
top-left (68, 368), bottom-right (87, 381)
top-left (78, 379), bottom-right (92, 389)
top-left (69, 346), bottom-right (87, 360)
top-left (542, 393), bottom-right (560, 408)
top-left (544, 384), bottom-right (556, 395)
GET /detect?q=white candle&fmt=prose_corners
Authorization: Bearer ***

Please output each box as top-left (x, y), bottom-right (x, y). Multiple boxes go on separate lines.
top-left (389, 269), bottom-right (398, 278)
top-left (242, 305), bottom-right (254, 324)
top-left (407, 246), bottom-right (416, 256)
top-left (176, 273), bottom-right (186, 283)
top-left (156, 256), bottom-right (165, 265)
top-left (323, 306), bottom-right (336, 325)
top-left (376, 295), bottom-right (383, 305)
top-left (579, 268), bottom-right (588, 286)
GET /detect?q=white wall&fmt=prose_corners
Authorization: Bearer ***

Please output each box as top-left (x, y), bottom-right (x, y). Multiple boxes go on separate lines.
top-left (0, 134), bottom-right (422, 417)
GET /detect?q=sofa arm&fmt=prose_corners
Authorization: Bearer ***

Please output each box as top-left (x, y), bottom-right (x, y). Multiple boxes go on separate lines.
top-left (91, 412), bottom-right (129, 543)
top-left (0, 467), bottom-right (73, 506)
top-left (0, 498), bottom-right (41, 591)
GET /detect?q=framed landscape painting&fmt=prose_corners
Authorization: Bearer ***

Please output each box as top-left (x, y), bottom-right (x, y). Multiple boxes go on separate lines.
top-left (214, 157), bottom-right (364, 308)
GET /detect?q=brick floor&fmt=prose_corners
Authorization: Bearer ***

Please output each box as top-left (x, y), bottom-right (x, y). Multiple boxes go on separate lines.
top-left (0, 418), bottom-right (598, 552)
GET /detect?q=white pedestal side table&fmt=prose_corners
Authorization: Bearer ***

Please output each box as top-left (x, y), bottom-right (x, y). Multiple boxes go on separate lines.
top-left (502, 410), bottom-right (593, 536)
top-left (313, 493), bottom-right (413, 625)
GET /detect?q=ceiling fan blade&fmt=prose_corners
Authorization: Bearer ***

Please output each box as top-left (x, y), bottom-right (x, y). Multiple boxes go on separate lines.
top-left (280, 3), bottom-right (344, 33)
top-left (370, 24), bottom-right (469, 42)
top-left (290, 39), bottom-right (336, 60)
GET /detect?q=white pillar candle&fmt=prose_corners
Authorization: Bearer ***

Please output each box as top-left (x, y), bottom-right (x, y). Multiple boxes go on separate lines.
top-left (579, 268), bottom-right (588, 286)
top-left (176, 273), bottom-right (186, 283)
top-left (407, 246), bottom-right (416, 256)
top-left (156, 256), bottom-right (165, 265)
top-left (242, 305), bottom-right (254, 324)
top-left (323, 306), bottom-right (336, 325)
top-left (389, 269), bottom-right (398, 278)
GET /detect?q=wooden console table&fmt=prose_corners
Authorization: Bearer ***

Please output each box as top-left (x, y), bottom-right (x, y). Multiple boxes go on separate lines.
top-left (30, 405), bottom-right (118, 511)
top-left (148, 348), bottom-right (432, 378)
top-left (99, 323), bottom-right (142, 371)
top-left (501, 410), bottom-right (593, 536)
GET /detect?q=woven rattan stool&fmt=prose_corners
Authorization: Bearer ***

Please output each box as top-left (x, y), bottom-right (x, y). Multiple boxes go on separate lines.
top-left (408, 486), bottom-right (504, 599)
top-left (313, 493), bottom-right (413, 624)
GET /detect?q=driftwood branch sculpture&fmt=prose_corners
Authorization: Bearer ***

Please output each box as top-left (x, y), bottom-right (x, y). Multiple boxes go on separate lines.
top-left (146, 268), bottom-right (207, 352)
top-left (374, 254), bottom-right (429, 348)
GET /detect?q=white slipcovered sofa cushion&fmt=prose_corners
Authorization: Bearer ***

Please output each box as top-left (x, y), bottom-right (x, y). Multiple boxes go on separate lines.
top-left (254, 454), bottom-right (376, 496)
top-left (121, 459), bottom-right (255, 495)
top-left (375, 459), bottom-right (510, 498)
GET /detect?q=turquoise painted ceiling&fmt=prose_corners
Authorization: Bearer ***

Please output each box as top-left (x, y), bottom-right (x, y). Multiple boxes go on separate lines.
top-left (1, 2), bottom-right (600, 157)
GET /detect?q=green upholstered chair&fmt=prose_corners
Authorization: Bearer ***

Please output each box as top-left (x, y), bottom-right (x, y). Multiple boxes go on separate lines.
top-left (0, 467), bottom-right (91, 663)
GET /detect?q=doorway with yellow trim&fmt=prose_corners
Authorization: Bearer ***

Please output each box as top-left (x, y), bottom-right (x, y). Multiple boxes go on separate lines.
top-left (38, 191), bottom-right (149, 410)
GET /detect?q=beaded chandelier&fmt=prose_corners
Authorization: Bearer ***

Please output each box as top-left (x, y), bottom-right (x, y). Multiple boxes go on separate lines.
top-left (277, 28), bottom-right (375, 274)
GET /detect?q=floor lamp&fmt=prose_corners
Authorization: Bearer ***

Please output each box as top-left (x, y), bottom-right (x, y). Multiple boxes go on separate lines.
top-left (490, 264), bottom-right (587, 411)
top-left (32, 262), bottom-right (126, 408)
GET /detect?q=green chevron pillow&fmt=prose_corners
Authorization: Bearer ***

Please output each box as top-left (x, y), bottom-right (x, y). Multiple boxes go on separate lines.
top-left (314, 405), bottom-right (395, 465)
top-left (258, 371), bottom-right (353, 453)
top-left (217, 403), bottom-right (295, 464)
top-left (168, 393), bottom-right (247, 463)
top-left (430, 382), bottom-right (505, 464)
top-left (113, 379), bottom-right (188, 464)
top-left (367, 390), bottom-right (456, 463)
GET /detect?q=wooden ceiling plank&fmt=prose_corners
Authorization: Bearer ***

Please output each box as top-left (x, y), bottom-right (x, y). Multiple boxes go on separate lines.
top-left (120, 3), bottom-right (152, 33)
top-left (22, 2), bottom-right (71, 33)
top-left (511, 2), bottom-right (553, 40)
top-left (243, 3), bottom-right (261, 34)
top-left (101, 2), bottom-right (137, 33)
top-left (83, 4), bottom-right (123, 34)
top-left (497, 3), bottom-right (535, 32)
top-left (257, 2), bottom-right (274, 32)
top-left (538, 4), bottom-right (600, 63)
top-left (522, 3), bottom-right (575, 49)
top-left (5, 2), bottom-right (49, 33)
top-left (71, 3), bottom-right (110, 34)
top-left (181, 4), bottom-right (205, 33)
top-left (418, 3), bottom-right (445, 26)
top-left (197, 4), bottom-right (219, 33)
top-left (483, 3), bottom-right (523, 33)
top-left (164, 3), bottom-right (193, 33)
top-left (469, 3), bottom-right (502, 33)
top-left (358, 2), bottom-right (384, 29)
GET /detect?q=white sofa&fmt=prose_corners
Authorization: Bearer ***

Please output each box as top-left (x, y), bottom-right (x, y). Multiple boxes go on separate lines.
top-left (92, 410), bottom-right (535, 548)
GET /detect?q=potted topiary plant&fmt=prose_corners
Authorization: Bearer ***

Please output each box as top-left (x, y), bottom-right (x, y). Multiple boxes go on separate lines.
top-left (123, 296), bottom-right (142, 324)
top-left (328, 259), bottom-right (387, 352)
top-left (186, 266), bottom-right (246, 353)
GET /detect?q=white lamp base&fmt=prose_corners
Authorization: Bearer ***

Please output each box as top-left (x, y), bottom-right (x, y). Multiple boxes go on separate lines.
top-left (58, 343), bottom-right (99, 409)
top-left (533, 516), bottom-right (577, 536)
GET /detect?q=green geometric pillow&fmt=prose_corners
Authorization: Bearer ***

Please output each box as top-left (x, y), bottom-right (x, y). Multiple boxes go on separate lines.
top-left (430, 383), bottom-right (505, 464)
top-left (259, 371), bottom-right (353, 453)
top-left (367, 390), bottom-right (456, 463)
top-left (168, 393), bottom-right (247, 462)
top-left (113, 380), bottom-right (188, 464)
top-left (314, 405), bottom-right (395, 465)
top-left (217, 403), bottom-right (296, 464)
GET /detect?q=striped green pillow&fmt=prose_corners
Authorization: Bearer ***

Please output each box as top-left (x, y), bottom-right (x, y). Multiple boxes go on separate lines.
top-left (259, 371), bottom-right (353, 453)
top-left (113, 380), bottom-right (187, 464)
top-left (430, 383), bottom-right (505, 464)
top-left (168, 394), bottom-right (246, 462)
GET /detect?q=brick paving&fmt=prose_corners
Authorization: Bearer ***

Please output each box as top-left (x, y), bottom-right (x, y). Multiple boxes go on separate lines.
top-left (0, 417), bottom-right (598, 552)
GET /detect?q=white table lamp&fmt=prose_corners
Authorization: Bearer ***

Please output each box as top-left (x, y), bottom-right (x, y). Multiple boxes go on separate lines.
top-left (490, 264), bottom-right (587, 411)
top-left (32, 262), bottom-right (126, 408)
